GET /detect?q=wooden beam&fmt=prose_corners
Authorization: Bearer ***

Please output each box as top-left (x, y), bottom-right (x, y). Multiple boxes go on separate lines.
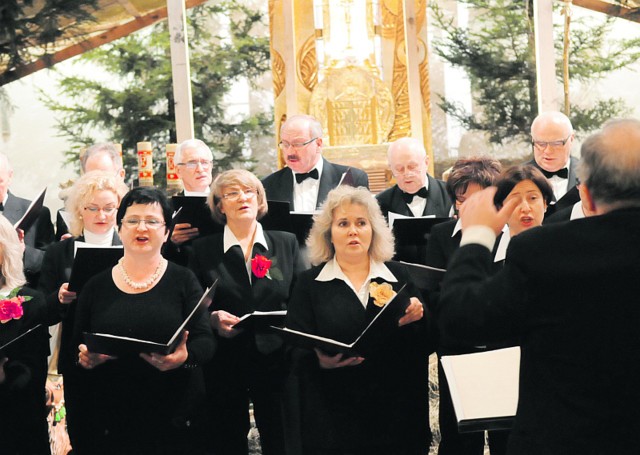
top-left (0, 0), bottom-right (209, 86)
top-left (573, 0), bottom-right (640, 22)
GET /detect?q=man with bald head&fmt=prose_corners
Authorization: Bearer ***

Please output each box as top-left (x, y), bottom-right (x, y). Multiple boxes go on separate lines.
top-left (438, 118), bottom-right (640, 453)
top-left (376, 137), bottom-right (451, 220)
top-left (528, 111), bottom-right (580, 212)
top-left (262, 114), bottom-right (369, 211)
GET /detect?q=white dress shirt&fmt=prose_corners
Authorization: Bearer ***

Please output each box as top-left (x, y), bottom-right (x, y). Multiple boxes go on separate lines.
top-left (223, 223), bottom-right (269, 283)
top-left (315, 257), bottom-right (398, 308)
top-left (292, 159), bottom-right (324, 212)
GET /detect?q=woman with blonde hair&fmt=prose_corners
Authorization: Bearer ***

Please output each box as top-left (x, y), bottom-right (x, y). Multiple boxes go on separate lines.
top-left (0, 215), bottom-right (50, 454)
top-left (189, 169), bottom-right (303, 455)
top-left (38, 170), bottom-right (127, 451)
top-left (285, 185), bottom-right (432, 455)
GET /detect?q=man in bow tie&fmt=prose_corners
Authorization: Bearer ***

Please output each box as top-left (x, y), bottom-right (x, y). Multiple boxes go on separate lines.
top-left (376, 137), bottom-right (451, 220)
top-left (261, 114), bottom-right (369, 212)
top-left (528, 111), bottom-right (580, 214)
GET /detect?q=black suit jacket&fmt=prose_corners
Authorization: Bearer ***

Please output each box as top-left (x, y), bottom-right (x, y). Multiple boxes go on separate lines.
top-left (189, 229), bottom-right (303, 355)
top-left (376, 175), bottom-right (452, 264)
top-left (439, 208), bottom-right (640, 454)
top-left (376, 174), bottom-right (452, 219)
top-left (261, 158), bottom-right (369, 209)
top-left (3, 192), bottom-right (54, 286)
top-left (38, 233), bottom-right (121, 374)
top-left (527, 157), bottom-right (581, 218)
top-left (285, 261), bottom-right (432, 452)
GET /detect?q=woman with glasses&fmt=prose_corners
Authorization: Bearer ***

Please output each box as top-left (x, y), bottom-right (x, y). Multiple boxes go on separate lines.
top-left (71, 187), bottom-right (215, 454)
top-left (38, 170), bottom-right (128, 451)
top-left (189, 169), bottom-right (303, 455)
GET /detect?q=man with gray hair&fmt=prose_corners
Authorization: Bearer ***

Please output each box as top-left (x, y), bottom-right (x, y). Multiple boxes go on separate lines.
top-left (438, 118), bottom-right (640, 453)
top-left (165, 139), bottom-right (217, 265)
top-left (262, 114), bottom-right (369, 211)
top-left (376, 137), bottom-right (451, 220)
top-left (56, 143), bottom-right (126, 239)
top-left (0, 153), bottom-right (54, 286)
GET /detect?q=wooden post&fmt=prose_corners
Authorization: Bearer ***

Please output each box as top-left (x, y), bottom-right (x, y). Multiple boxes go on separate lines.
top-left (167, 0), bottom-right (195, 142)
top-left (403, 0), bottom-right (424, 144)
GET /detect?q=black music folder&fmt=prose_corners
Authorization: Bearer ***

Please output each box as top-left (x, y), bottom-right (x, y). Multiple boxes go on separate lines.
top-left (272, 285), bottom-right (409, 358)
top-left (68, 246), bottom-right (124, 293)
top-left (392, 217), bottom-right (449, 248)
top-left (0, 324), bottom-right (43, 356)
top-left (261, 200), bottom-right (315, 246)
top-left (171, 195), bottom-right (222, 236)
top-left (441, 347), bottom-right (520, 432)
top-left (232, 310), bottom-right (287, 331)
top-left (14, 187), bottom-right (47, 233)
top-left (83, 279), bottom-right (218, 357)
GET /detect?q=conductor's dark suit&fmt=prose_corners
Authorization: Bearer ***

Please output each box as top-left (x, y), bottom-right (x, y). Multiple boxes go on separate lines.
top-left (3, 192), bottom-right (54, 286)
top-left (261, 158), bottom-right (369, 209)
top-left (189, 229), bottom-right (303, 455)
top-left (439, 208), bottom-right (640, 454)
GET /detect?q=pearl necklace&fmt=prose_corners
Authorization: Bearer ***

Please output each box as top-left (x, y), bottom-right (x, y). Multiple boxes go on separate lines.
top-left (118, 258), bottom-right (166, 290)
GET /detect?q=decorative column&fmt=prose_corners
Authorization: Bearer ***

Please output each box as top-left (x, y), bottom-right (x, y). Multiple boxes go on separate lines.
top-left (137, 142), bottom-right (154, 186)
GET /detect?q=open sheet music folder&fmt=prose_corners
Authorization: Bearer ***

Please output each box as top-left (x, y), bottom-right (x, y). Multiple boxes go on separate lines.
top-left (272, 284), bottom-right (409, 358)
top-left (0, 324), bottom-right (43, 356)
top-left (232, 310), bottom-right (287, 331)
top-left (441, 346), bottom-right (520, 432)
top-left (83, 279), bottom-right (219, 357)
top-left (14, 187), bottom-right (47, 233)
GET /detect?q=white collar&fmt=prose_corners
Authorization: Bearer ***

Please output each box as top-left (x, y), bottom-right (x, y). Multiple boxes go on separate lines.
top-left (83, 227), bottom-right (116, 246)
top-left (570, 201), bottom-right (586, 220)
top-left (223, 222), bottom-right (269, 254)
top-left (316, 257), bottom-right (397, 283)
top-left (184, 188), bottom-right (210, 197)
top-left (493, 225), bottom-right (511, 262)
top-left (293, 157), bottom-right (324, 182)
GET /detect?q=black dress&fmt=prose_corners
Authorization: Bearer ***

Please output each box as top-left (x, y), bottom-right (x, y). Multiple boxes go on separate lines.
top-left (285, 261), bottom-right (433, 455)
top-left (0, 287), bottom-right (51, 455)
top-left (71, 262), bottom-right (215, 454)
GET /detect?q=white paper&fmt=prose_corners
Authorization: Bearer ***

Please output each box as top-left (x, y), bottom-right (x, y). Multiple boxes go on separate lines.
top-left (441, 346), bottom-right (520, 422)
top-left (388, 211), bottom-right (435, 227)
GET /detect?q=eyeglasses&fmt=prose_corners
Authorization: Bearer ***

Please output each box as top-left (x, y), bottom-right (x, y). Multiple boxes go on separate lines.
top-left (84, 206), bottom-right (117, 214)
top-left (392, 163), bottom-right (423, 175)
top-left (532, 134), bottom-right (572, 150)
top-left (222, 188), bottom-right (257, 201)
top-left (278, 137), bottom-right (318, 151)
top-left (177, 159), bottom-right (213, 170)
top-left (121, 218), bottom-right (166, 229)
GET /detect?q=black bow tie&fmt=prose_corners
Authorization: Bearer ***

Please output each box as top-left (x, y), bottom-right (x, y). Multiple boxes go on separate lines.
top-left (401, 187), bottom-right (428, 203)
top-left (540, 167), bottom-right (568, 179)
top-left (294, 168), bottom-right (319, 184)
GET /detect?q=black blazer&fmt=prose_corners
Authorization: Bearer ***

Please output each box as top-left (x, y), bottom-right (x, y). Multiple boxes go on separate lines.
top-left (0, 287), bottom-right (50, 454)
top-left (261, 158), bottom-right (369, 209)
top-left (189, 229), bottom-right (303, 355)
top-left (285, 261), bottom-right (432, 452)
top-left (3, 192), bottom-right (55, 286)
top-left (376, 174), bottom-right (452, 220)
top-left (439, 207), bottom-right (640, 454)
top-left (527, 156), bottom-right (580, 218)
top-left (38, 232), bottom-right (121, 374)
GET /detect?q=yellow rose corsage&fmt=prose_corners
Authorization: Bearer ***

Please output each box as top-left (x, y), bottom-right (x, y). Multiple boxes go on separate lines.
top-left (369, 282), bottom-right (396, 307)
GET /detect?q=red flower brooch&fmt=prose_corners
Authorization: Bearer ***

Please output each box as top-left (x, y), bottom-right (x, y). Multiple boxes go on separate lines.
top-left (250, 254), bottom-right (283, 280)
top-left (0, 288), bottom-right (31, 324)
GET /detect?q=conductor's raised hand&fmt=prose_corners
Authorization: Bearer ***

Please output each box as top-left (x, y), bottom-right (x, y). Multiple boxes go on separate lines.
top-left (398, 297), bottom-right (424, 327)
top-left (141, 331), bottom-right (189, 371)
top-left (78, 344), bottom-right (116, 369)
top-left (315, 349), bottom-right (364, 369)
top-left (210, 310), bottom-right (241, 338)
top-left (459, 187), bottom-right (519, 235)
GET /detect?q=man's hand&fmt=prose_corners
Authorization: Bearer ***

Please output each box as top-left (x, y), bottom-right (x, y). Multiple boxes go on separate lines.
top-left (460, 187), bottom-right (519, 235)
top-left (210, 310), bottom-right (241, 338)
top-left (171, 223), bottom-right (200, 246)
